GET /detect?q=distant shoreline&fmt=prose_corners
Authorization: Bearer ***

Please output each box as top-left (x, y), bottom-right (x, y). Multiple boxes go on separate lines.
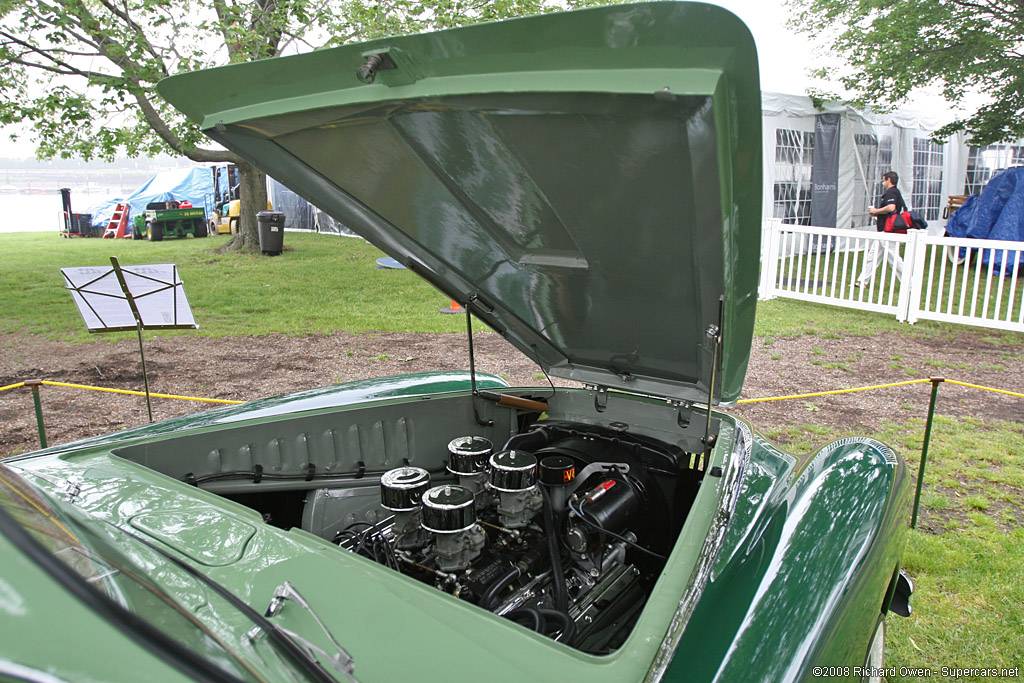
top-left (0, 192), bottom-right (109, 234)
top-left (0, 156), bottom-right (200, 196)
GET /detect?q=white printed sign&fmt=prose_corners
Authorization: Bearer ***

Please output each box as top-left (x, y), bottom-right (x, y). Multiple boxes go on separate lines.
top-left (62, 263), bottom-right (197, 332)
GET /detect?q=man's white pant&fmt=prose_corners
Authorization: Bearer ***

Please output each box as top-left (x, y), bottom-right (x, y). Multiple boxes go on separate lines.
top-left (857, 238), bottom-right (904, 285)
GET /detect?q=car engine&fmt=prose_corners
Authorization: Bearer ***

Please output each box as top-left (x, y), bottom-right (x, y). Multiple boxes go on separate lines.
top-left (334, 423), bottom-right (689, 654)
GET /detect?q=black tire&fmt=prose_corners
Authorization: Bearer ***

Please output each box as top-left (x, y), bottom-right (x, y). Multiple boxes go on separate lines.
top-left (132, 224), bottom-right (144, 240)
top-left (148, 222), bottom-right (163, 242)
top-left (194, 219), bottom-right (208, 238)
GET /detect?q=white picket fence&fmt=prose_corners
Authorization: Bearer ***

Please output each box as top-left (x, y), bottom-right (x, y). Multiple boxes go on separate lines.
top-left (759, 219), bottom-right (1024, 332)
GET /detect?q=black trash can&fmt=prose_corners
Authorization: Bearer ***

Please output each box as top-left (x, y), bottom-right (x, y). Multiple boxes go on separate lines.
top-left (256, 210), bottom-right (286, 255)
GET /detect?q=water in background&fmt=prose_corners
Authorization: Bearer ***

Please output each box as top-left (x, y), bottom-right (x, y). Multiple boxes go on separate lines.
top-left (0, 190), bottom-right (123, 234)
top-left (0, 155), bottom-right (195, 234)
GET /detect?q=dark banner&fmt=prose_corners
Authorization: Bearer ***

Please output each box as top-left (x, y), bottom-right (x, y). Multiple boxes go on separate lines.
top-left (810, 113), bottom-right (841, 228)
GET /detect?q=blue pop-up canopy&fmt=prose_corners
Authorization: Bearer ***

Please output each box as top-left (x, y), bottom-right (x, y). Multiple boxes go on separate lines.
top-left (89, 167), bottom-right (215, 229)
top-left (946, 167), bottom-right (1024, 272)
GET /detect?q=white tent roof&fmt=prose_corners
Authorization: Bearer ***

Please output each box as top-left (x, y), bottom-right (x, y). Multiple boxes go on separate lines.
top-left (762, 91), bottom-right (951, 133)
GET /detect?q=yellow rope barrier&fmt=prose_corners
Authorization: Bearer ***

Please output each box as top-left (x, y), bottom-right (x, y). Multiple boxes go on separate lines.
top-left (5, 376), bottom-right (1018, 408)
top-left (38, 380), bottom-right (244, 405)
top-left (944, 379), bottom-right (1024, 399)
top-left (737, 378), bottom-right (933, 404)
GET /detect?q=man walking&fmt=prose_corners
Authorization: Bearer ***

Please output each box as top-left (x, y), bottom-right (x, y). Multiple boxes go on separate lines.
top-left (856, 171), bottom-right (906, 287)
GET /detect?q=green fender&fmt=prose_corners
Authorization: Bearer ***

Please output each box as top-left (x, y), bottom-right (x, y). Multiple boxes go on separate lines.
top-left (668, 436), bottom-right (910, 682)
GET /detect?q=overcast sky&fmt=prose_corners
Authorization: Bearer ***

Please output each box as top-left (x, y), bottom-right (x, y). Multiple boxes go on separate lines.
top-left (0, 0), bottom-right (956, 159)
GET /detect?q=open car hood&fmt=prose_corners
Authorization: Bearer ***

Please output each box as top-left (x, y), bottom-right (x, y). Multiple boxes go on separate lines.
top-left (159, 2), bottom-right (762, 404)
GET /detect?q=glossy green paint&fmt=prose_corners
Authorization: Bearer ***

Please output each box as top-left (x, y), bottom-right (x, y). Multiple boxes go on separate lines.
top-left (129, 509), bottom-right (257, 566)
top-left (0, 531), bottom-right (198, 682)
top-left (670, 435), bottom-right (910, 682)
top-left (4, 384), bottom-right (908, 682)
top-left (158, 2), bottom-right (762, 406)
top-left (7, 444), bottom-right (704, 682)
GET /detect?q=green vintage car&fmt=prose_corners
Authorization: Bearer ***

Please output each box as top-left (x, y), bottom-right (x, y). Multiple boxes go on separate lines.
top-left (1, 4), bottom-right (912, 682)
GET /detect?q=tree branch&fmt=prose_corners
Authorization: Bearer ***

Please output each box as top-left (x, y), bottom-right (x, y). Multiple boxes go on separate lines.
top-left (948, 0), bottom-right (1022, 26)
top-left (93, 0), bottom-right (170, 77)
top-left (1, 55), bottom-right (85, 77)
top-left (211, 0), bottom-right (240, 59)
top-left (0, 29), bottom-right (95, 78)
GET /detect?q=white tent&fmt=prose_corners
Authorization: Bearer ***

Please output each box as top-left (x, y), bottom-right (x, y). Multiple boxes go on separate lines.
top-left (759, 91), bottom-right (1007, 233)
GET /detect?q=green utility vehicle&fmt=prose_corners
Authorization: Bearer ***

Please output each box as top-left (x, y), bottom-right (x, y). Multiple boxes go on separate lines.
top-left (132, 201), bottom-right (208, 241)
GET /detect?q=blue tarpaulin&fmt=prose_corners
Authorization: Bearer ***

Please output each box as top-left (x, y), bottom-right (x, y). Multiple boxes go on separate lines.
top-left (946, 167), bottom-right (1024, 273)
top-left (88, 167), bottom-right (215, 230)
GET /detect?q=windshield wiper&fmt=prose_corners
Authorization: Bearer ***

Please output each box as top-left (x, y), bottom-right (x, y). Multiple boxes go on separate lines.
top-left (115, 525), bottom-right (351, 683)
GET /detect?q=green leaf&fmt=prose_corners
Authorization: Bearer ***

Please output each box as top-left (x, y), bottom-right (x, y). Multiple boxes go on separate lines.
top-left (788, 0), bottom-right (1024, 145)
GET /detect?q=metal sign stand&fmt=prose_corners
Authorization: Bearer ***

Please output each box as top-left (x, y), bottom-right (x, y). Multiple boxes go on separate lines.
top-left (61, 257), bottom-right (198, 422)
top-left (109, 258), bottom-right (155, 421)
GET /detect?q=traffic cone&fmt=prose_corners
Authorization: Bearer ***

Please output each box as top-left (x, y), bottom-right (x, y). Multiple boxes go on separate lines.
top-left (439, 300), bottom-right (464, 314)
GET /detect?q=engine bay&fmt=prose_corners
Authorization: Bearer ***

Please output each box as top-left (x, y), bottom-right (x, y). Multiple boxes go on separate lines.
top-left (325, 421), bottom-right (701, 654)
top-left (110, 384), bottom-right (715, 656)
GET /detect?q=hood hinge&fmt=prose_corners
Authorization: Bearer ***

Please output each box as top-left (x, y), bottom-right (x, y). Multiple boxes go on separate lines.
top-left (677, 401), bottom-right (692, 428)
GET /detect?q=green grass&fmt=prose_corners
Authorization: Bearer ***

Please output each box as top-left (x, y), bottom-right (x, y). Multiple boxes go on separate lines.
top-left (0, 232), bottom-right (467, 341)
top-left (751, 294), bottom-right (1024, 343)
top-left (916, 243), bottom-right (1024, 323)
top-left (924, 359), bottom-right (972, 370)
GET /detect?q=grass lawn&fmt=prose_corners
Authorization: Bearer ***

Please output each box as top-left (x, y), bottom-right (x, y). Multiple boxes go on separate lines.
top-left (0, 231), bottom-right (467, 341)
top-left (1, 230), bottom-right (1022, 678)
top-left (882, 416), bottom-right (1024, 679)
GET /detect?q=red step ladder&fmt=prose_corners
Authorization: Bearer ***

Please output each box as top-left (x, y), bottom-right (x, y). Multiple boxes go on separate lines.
top-left (102, 203), bottom-right (130, 238)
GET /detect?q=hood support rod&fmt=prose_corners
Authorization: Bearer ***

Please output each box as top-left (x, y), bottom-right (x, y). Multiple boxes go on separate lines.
top-left (467, 299), bottom-right (477, 394)
top-left (466, 296), bottom-right (549, 421)
top-left (466, 300), bottom-right (494, 426)
top-left (701, 297), bottom-right (724, 462)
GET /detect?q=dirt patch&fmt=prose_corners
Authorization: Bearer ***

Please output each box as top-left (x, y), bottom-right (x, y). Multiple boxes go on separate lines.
top-left (2, 327), bottom-right (1022, 461)
top-left (731, 331), bottom-right (1024, 436)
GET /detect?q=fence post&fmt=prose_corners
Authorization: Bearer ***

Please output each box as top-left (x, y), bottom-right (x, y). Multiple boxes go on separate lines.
top-left (24, 379), bottom-right (47, 449)
top-left (899, 230), bottom-right (927, 324)
top-left (912, 376), bottom-right (944, 529)
top-left (759, 219), bottom-right (775, 300)
top-left (768, 219), bottom-right (782, 300)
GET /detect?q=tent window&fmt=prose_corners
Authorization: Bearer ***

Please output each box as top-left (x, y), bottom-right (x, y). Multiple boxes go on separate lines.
top-left (774, 129), bottom-right (814, 225)
top-left (965, 144), bottom-right (1024, 195)
top-left (855, 133), bottom-right (894, 228)
top-left (912, 138), bottom-right (944, 221)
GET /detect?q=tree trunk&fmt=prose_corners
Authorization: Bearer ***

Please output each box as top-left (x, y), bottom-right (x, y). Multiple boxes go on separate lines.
top-left (226, 161), bottom-right (268, 252)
